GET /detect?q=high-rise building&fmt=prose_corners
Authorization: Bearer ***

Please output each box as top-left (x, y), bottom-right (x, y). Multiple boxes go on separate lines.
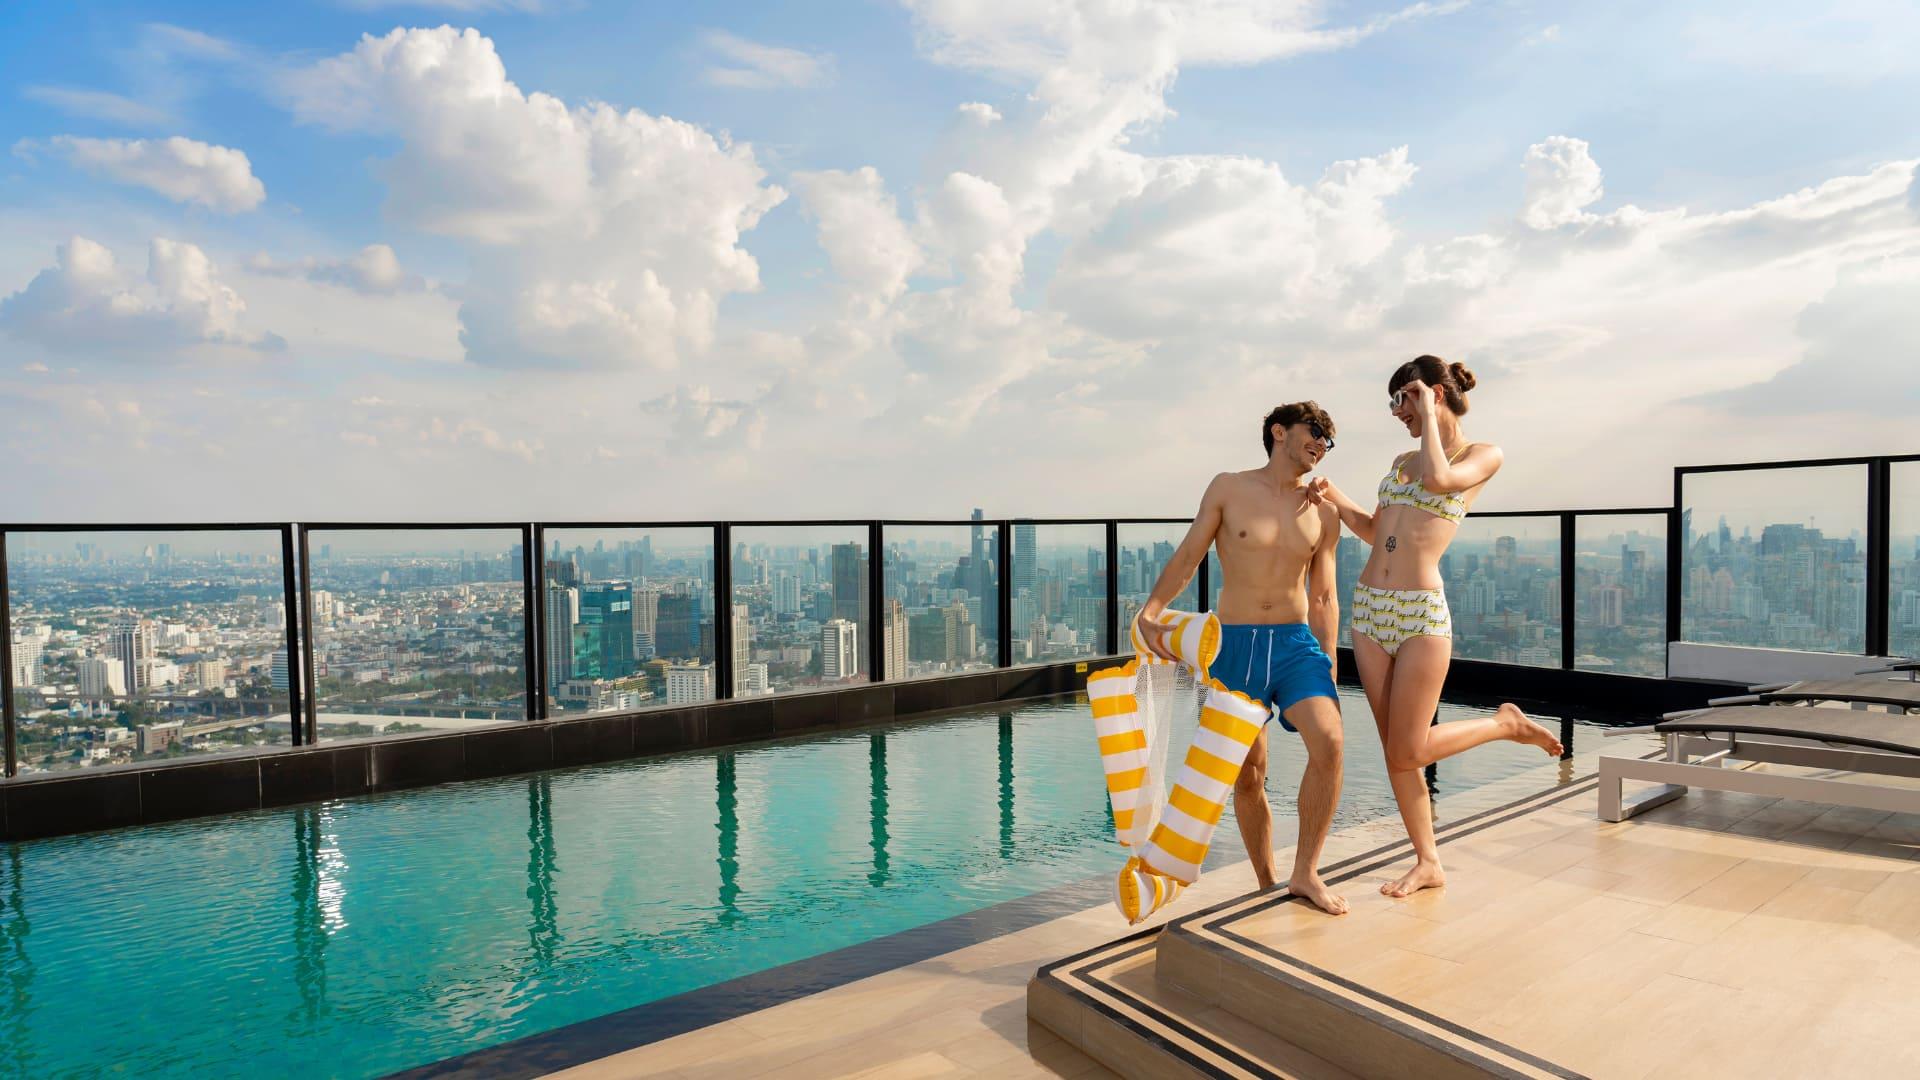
top-left (821, 618), bottom-right (858, 680)
top-left (632, 584), bottom-right (661, 657)
top-left (544, 582), bottom-right (580, 691)
top-left (80, 655), bottom-right (127, 698)
top-left (882, 599), bottom-right (910, 679)
top-left (742, 662), bottom-right (770, 696)
top-left (666, 663), bottom-right (713, 704)
top-left (831, 543), bottom-right (869, 664)
top-left (731, 604), bottom-right (754, 696)
top-left (9, 635), bottom-right (41, 689)
top-left (1013, 523), bottom-right (1037, 597)
top-left (311, 590), bottom-right (336, 626)
top-left (656, 593), bottom-right (701, 660)
top-left (110, 616), bottom-right (156, 695)
top-left (270, 647), bottom-right (292, 692)
top-left (578, 582), bottom-right (637, 680)
top-left (774, 572), bottom-right (802, 615)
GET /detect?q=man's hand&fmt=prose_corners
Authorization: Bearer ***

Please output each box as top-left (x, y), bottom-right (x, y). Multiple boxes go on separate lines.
top-left (1135, 611), bottom-right (1179, 661)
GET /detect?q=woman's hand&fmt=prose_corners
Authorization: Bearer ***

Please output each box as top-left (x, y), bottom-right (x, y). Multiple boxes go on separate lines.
top-left (1402, 378), bottom-right (1436, 419)
top-left (1305, 476), bottom-right (1331, 506)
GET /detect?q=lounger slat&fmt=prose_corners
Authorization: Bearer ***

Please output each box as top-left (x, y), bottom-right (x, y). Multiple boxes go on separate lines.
top-left (1752, 677), bottom-right (1920, 709)
top-left (1655, 705), bottom-right (1920, 757)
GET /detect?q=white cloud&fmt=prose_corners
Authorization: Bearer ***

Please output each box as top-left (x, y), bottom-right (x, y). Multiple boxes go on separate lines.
top-left (702, 30), bottom-right (835, 89)
top-left (249, 244), bottom-right (424, 295)
top-left (284, 26), bottom-right (785, 370)
top-left (22, 362), bottom-right (50, 374)
top-left (641, 385), bottom-right (767, 448)
top-left (31, 135), bottom-right (265, 212)
top-left (794, 168), bottom-right (923, 311)
top-left (1520, 135), bottom-right (1603, 230)
top-left (22, 86), bottom-right (171, 127)
top-left (0, 236), bottom-right (280, 354)
top-left (340, 431), bottom-right (380, 447)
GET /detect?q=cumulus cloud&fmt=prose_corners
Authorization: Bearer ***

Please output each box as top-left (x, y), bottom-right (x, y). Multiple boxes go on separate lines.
top-left (640, 385), bottom-right (767, 448)
top-left (249, 244), bottom-right (424, 295)
top-left (284, 26), bottom-right (785, 370)
top-left (1520, 135), bottom-right (1603, 230)
top-left (794, 167), bottom-right (923, 310)
top-left (29, 135), bottom-right (265, 212)
top-left (0, 236), bottom-right (280, 354)
top-left (701, 30), bottom-right (835, 89)
top-left (22, 85), bottom-right (171, 127)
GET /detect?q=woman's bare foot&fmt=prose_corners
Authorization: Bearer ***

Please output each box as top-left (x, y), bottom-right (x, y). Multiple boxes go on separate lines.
top-left (1288, 873), bottom-right (1349, 915)
top-left (1498, 703), bottom-right (1563, 757)
top-left (1380, 859), bottom-right (1446, 898)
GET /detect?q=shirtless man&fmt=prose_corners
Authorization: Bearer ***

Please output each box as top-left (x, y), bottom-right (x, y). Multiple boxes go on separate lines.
top-left (1135, 402), bottom-right (1348, 916)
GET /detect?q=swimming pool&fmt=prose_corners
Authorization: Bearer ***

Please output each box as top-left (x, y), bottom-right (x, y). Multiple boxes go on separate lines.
top-left (0, 689), bottom-right (1589, 1078)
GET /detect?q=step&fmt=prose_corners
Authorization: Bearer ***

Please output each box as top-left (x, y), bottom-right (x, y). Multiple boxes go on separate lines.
top-left (1028, 927), bottom-right (1358, 1080)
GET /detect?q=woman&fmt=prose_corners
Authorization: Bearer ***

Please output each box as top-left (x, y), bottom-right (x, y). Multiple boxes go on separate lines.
top-left (1309, 355), bottom-right (1562, 898)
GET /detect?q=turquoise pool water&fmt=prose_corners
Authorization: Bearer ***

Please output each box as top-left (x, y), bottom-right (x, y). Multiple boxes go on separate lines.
top-left (0, 689), bottom-right (1585, 1078)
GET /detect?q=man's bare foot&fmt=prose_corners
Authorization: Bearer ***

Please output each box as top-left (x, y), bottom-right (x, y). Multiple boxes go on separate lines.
top-left (1380, 860), bottom-right (1446, 897)
top-left (1288, 873), bottom-right (1349, 915)
top-left (1498, 703), bottom-right (1563, 757)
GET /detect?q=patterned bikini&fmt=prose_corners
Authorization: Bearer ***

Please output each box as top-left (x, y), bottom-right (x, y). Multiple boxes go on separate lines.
top-left (1351, 447), bottom-right (1469, 656)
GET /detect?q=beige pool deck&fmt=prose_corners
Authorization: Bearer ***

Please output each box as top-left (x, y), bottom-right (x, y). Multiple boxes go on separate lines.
top-left (545, 736), bottom-right (1920, 1078)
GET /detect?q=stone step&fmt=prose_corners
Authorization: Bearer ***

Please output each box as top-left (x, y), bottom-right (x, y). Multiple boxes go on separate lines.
top-left (1027, 927), bottom-right (1357, 1079)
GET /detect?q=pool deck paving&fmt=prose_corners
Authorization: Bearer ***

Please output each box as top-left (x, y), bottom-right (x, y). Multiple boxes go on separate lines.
top-left (542, 731), bottom-right (1920, 1078)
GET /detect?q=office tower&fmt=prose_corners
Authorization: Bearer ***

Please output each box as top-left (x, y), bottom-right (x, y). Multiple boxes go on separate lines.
top-left (110, 616), bottom-right (156, 695)
top-left (821, 618), bottom-right (858, 680)
top-left (632, 584), bottom-right (661, 658)
top-left (742, 662), bottom-right (769, 696)
top-left (666, 664), bottom-right (714, 704)
top-left (832, 543), bottom-right (869, 669)
top-left (882, 599), bottom-right (909, 679)
top-left (270, 647), bottom-right (292, 693)
top-left (655, 593), bottom-right (700, 659)
top-left (731, 604), bottom-right (754, 696)
top-left (545, 582), bottom-right (580, 690)
top-left (311, 589), bottom-right (336, 626)
top-left (1013, 523), bottom-right (1037, 597)
top-left (578, 582), bottom-right (637, 679)
top-left (774, 572), bottom-right (801, 615)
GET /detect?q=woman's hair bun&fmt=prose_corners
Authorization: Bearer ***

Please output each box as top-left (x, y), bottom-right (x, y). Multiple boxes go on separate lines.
top-left (1448, 361), bottom-right (1477, 392)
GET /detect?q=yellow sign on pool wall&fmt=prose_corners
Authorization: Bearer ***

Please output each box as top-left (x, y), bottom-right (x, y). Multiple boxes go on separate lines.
top-left (1075, 662), bottom-right (1088, 673)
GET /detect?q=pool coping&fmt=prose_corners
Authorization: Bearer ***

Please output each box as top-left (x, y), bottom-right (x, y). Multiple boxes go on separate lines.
top-left (384, 865), bottom-right (1125, 1079)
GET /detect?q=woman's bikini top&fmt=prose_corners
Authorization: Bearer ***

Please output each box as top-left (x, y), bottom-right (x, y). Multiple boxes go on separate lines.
top-left (1376, 445), bottom-right (1472, 524)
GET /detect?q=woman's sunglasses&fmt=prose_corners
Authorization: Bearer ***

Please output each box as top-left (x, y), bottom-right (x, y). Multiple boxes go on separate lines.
top-left (1388, 389), bottom-right (1407, 411)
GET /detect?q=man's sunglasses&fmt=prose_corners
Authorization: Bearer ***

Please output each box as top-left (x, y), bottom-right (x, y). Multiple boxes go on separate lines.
top-left (1307, 422), bottom-right (1334, 451)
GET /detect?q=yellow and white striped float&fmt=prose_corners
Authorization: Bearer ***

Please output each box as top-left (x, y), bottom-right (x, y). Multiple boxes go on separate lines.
top-left (1087, 609), bottom-right (1270, 925)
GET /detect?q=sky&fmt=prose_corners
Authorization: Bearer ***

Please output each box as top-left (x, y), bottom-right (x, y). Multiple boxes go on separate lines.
top-left (1, 0), bottom-right (1916, 525)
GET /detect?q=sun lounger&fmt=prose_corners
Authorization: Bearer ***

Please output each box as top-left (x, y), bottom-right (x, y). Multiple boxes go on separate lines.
top-left (1708, 675), bottom-right (1920, 712)
top-left (1598, 704), bottom-right (1920, 822)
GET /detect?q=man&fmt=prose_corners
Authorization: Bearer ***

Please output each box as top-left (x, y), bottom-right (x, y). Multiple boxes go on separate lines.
top-left (1136, 402), bottom-right (1347, 915)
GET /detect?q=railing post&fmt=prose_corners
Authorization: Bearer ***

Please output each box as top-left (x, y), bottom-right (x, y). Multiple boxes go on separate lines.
top-left (868, 521), bottom-right (886, 682)
top-left (297, 527), bottom-right (319, 744)
top-left (1198, 545), bottom-right (1210, 614)
top-left (996, 521), bottom-right (1012, 668)
top-left (520, 524), bottom-right (541, 720)
top-left (1868, 458), bottom-right (1891, 658)
top-left (1, 531), bottom-right (15, 777)
top-left (713, 523), bottom-right (733, 700)
top-left (1561, 512), bottom-right (1576, 671)
top-left (278, 525), bottom-right (305, 746)
top-left (1667, 471), bottom-right (1685, 653)
top-left (1104, 520), bottom-right (1120, 655)
top-left (529, 524), bottom-right (548, 720)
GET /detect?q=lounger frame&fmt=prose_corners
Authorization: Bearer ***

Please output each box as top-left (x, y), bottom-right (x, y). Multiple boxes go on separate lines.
top-left (1599, 727), bottom-right (1920, 822)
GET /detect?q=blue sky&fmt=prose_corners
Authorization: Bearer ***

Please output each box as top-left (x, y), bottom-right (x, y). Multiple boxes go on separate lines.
top-left (0, 1), bottom-right (1915, 521)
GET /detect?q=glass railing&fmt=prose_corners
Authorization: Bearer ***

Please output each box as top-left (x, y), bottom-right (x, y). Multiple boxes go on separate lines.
top-left (1574, 513), bottom-right (1668, 677)
top-left (3, 527), bottom-right (296, 774)
top-left (1447, 514), bottom-right (1564, 668)
top-left (1010, 522), bottom-right (1108, 665)
top-left (303, 526), bottom-right (531, 744)
top-left (730, 524), bottom-right (871, 695)
top-left (881, 523), bottom-right (999, 680)
top-left (537, 525), bottom-right (717, 715)
top-left (2, 455), bottom-right (1915, 777)
top-left (1680, 463), bottom-right (1869, 655)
